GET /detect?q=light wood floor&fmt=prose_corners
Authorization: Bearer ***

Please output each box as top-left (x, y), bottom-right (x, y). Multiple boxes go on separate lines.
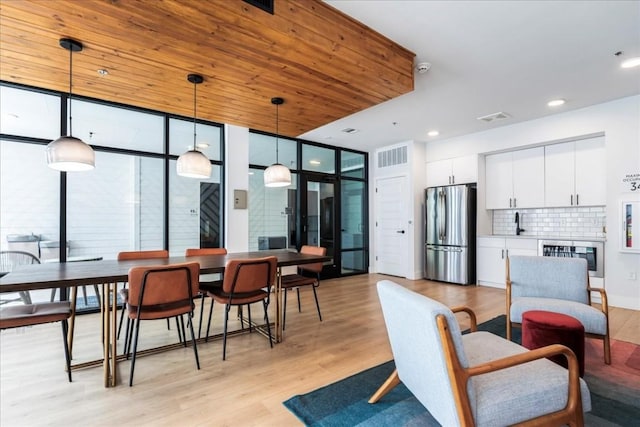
top-left (1, 274), bottom-right (638, 426)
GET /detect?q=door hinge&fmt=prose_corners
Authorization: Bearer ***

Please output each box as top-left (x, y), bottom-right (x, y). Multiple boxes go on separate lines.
top-left (375, 255), bottom-right (378, 261)
top-left (375, 187), bottom-right (378, 193)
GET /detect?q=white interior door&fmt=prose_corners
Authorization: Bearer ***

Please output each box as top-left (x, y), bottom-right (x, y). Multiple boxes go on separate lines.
top-left (375, 175), bottom-right (408, 277)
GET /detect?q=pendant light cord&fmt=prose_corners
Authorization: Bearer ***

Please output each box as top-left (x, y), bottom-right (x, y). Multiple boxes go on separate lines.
top-left (192, 80), bottom-right (197, 151)
top-left (275, 102), bottom-right (279, 163)
top-left (68, 43), bottom-right (73, 137)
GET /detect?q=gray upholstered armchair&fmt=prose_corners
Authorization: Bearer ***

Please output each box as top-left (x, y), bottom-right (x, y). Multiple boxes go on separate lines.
top-left (371, 280), bottom-right (590, 426)
top-left (506, 255), bottom-right (610, 364)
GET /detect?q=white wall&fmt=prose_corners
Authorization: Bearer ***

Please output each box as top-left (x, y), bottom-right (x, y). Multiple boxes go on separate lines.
top-left (423, 95), bottom-right (640, 309)
top-left (224, 124), bottom-right (249, 252)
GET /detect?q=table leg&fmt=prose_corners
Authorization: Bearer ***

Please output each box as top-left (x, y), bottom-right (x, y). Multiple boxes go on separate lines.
top-left (274, 267), bottom-right (282, 343)
top-left (67, 286), bottom-right (78, 358)
top-left (102, 282), bottom-right (117, 387)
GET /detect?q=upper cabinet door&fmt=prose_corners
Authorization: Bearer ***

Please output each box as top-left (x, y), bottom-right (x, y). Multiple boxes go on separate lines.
top-left (451, 154), bottom-right (478, 185)
top-left (426, 159), bottom-right (454, 187)
top-left (545, 137), bottom-right (605, 207)
top-left (575, 137), bottom-right (606, 206)
top-left (544, 142), bottom-right (575, 207)
top-left (485, 151), bottom-right (513, 209)
top-left (512, 147), bottom-right (544, 208)
top-left (426, 154), bottom-right (478, 187)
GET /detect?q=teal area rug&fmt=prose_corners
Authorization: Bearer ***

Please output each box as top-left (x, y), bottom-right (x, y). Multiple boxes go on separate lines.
top-left (283, 316), bottom-right (640, 426)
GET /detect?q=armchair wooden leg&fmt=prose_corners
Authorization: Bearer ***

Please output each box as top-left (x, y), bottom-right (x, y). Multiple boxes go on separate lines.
top-left (604, 335), bottom-right (611, 365)
top-left (368, 369), bottom-right (401, 404)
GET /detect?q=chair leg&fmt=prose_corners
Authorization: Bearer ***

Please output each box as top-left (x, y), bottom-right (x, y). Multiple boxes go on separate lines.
top-left (604, 335), bottom-right (611, 364)
top-left (296, 288), bottom-right (301, 312)
top-left (93, 284), bottom-right (101, 309)
top-left (247, 305), bottom-right (252, 332)
top-left (312, 285), bottom-right (322, 321)
top-left (50, 288), bottom-right (57, 302)
top-left (19, 291), bottom-right (32, 305)
top-left (198, 293), bottom-right (206, 339)
top-left (263, 300), bottom-right (273, 349)
top-left (222, 304), bottom-right (230, 360)
top-left (179, 315), bottom-right (187, 347)
top-left (81, 286), bottom-right (89, 306)
top-left (61, 319), bottom-right (72, 382)
top-left (205, 299), bottom-right (214, 342)
top-left (129, 318), bottom-right (142, 386)
top-left (368, 369), bottom-right (400, 404)
top-left (117, 303), bottom-right (126, 339)
top-left (124, 318), bottom-right (133, 359)
top-left (283, 288), bottom-right (288, 331)
top-left (166, 318), bottom-right (171, 330)
top-left (175, 316), bottom-right (184, 345)
top-left (188, 313), bottom-right (200, 370)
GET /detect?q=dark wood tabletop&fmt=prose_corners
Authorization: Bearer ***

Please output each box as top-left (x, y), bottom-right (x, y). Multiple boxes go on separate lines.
top-left (0, 250), bottom-right (330, 293)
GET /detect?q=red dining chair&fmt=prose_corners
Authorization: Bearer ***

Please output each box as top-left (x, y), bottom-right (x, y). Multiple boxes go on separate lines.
top-left (125, 262), bottom-right (200, 386)
top-left (0, 301), bottom-right (73, 382)
top-left (117, 250), bottom-right (169, 340)
top-left (185, 248), bottom-right (227, 339)
top-left (207, 256), bottom-right (277, 360)
top-left (281, 245), bottom-right (326, 330)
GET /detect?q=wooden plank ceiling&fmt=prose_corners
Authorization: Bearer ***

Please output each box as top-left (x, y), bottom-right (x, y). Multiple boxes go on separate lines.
top-left (0, 0), bottom-right (415, 138)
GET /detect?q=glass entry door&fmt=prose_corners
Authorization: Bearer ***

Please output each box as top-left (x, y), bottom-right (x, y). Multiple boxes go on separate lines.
top-left (301, 176), bottom-right (337, 278)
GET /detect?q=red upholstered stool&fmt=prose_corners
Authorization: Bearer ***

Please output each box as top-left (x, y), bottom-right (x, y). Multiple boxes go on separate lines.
top-left (522, 310), bottom-right (585, 377)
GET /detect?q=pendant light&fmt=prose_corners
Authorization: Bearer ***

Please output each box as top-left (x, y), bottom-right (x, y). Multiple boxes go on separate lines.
top-left (46, 38), bottom-right (95, 172)
top-left (264, 97), bottom-right (291, 187)
top-left (177, 74), bottom-right (212, 179)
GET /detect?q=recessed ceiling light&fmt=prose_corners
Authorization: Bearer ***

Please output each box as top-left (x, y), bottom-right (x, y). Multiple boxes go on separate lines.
top-left (621, 57), bottom-right (640, 69)
top-left (309, 160), bottom-right (321, 165)
top-left (427, 130), bottom-right (439, 137)
top-left (547, 99), bottom-right (566, 107)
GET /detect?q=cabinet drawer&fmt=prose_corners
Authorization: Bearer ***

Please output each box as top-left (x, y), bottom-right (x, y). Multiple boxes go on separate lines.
top-left (478, 237), bottom-right (506, 248)
top-left (505, 238), bottom-right (538, 251)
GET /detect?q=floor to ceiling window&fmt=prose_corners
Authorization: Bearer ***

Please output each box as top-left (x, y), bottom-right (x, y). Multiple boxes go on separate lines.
top-left (248, 131), bottom-right (368, 278)
top-left (0, 83), bottom-right (224, 310)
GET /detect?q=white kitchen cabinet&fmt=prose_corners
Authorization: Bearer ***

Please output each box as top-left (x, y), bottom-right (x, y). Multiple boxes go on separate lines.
top-left (426, 154), bottom-right (477, 187)
top-left (485, 147), bottom-right (544, 209)
top-left (544, 137), bottom-right (605, 207)
top-left (476, 236), bottom-right (538, 288)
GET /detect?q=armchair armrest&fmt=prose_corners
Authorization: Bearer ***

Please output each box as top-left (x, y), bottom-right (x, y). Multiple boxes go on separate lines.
top-left (437, 315), bottom-right (584, 427)
top-left (451, 306), bottom-right (477, 332)
top-left (587, 286), bottom-right (608, 315)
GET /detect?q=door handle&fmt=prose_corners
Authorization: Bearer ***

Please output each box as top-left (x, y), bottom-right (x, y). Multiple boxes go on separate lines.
top-left (397, 230), bottom-right (405, 234)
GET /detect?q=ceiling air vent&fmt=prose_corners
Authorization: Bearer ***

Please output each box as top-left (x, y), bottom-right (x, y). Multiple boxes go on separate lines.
top-left (477, 111), bottom-right (511, 123)
top-left (341, 127), bottom-right (359, 134)
top-left (243, 0), bottom-right (274, 14)
top-left (377, 145), bottom-right (408, 168)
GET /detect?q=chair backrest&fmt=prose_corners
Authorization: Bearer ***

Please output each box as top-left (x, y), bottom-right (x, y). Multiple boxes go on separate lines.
top-left (222, 257), bottom-right (277, 294)
top-left (117, 250), bottom-right (169, 261)
top-left (377, 280), bottom-right (468, 427)
top-left (185, 248), bottom-right (227, 257)
top-left (508, 255), bottom-right (589, 304)
top-left (127, 262), bottom-right (200, 320)
top-left (298, 245), bottom-right (326, 274)
top-left (0, 250), bottom-right (40, 272)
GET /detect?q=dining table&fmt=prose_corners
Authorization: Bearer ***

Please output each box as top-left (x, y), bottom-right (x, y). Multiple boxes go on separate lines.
top-left (0, 249), bottom-right (330, 387)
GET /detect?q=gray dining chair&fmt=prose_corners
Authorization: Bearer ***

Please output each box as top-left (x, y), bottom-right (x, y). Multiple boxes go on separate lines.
top-left (0, 250), bottom-right (40, 305)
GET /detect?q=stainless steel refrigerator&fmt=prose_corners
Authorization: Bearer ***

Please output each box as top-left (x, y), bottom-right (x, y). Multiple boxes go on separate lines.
top-left (424, 184), bottom-right (476, 285)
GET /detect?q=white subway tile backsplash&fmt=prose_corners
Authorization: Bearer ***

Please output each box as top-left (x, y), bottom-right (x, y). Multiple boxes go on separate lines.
top-left (492, 206), bottom-right (606, 238)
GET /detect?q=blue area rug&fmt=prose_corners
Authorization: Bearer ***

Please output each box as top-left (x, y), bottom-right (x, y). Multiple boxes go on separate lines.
top-left (283, 316), bottom-right (640, 426)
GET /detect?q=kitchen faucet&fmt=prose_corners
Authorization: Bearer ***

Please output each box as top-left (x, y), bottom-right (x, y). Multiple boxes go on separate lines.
top-left (515, 212), bottom-right (525, 235)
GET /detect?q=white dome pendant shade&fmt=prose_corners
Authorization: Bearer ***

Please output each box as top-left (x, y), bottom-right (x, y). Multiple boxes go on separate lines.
top-left (264, 97), bottom-right (291, 187)
top-left (177, 149), bottom-right (212, 178)
top-left (46, 136), bottom-right (95, 171)
top-left (46, 38), bottom-right (95, 172)
top-left (264, 163), bottom-right (291, 187)
top-left (177, 73), bottom-right (212, 179)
